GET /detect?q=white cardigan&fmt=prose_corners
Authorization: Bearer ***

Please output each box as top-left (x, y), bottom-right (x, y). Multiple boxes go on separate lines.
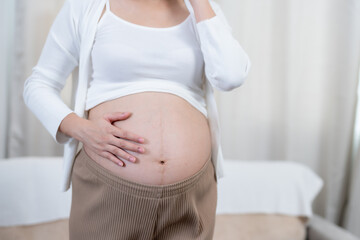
top-left (23, 0), bottom-right (251, 192)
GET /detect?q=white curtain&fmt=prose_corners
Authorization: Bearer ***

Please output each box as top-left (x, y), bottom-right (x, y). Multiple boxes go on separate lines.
top-left (344, 147), bottom-right (360, 236)
top-left (342, 70), bottom-right (360, 236)
top-left (1, 0), bottom-right (73, 158)
top-left (217, 0), bottom-right (360, 236)
top-left (0, 0), bottom-right (15, 158)
top-left (1, 0), bottom-right (360, 236)
top-left (217, 0), bottom-right (360, 235)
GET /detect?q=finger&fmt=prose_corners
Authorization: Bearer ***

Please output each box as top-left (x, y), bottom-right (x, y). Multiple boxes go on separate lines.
top-left (104, 112), bottom-right (131, 123)
top-left (108, 136), bottom-right (145, 154)
top-left (109, 125), bottom-right (145, 143)
top-left (106, 144), bottom-right (137, 163)
top-left (99, 151), bottom-right (124, 166)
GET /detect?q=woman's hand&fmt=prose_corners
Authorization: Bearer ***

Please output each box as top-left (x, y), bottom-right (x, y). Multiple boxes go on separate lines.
top-left (78, 112), bottom-right (145, 166)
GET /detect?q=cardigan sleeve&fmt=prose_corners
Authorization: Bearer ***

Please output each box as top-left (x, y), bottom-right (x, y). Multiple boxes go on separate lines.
top-left (195, 0), bottom-right (252, 91)
top-left (22, 0), bottom-right (80, 144)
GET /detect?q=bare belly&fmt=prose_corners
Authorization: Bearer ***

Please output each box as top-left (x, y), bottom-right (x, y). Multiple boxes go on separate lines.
top-left (83, 92), bottom-right (212, 185)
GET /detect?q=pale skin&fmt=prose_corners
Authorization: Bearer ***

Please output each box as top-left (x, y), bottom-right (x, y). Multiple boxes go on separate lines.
top-left (59, 0), bottom-right (215, 185)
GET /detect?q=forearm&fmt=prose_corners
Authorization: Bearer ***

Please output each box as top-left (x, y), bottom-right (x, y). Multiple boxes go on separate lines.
top-left (189, 0), bottom-right (252, 91)
top-left (59, 112), bottom-right (90, 142)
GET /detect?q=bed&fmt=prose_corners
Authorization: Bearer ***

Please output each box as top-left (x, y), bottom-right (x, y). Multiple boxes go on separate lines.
top-left (0, 156), bottom-right (358, 240)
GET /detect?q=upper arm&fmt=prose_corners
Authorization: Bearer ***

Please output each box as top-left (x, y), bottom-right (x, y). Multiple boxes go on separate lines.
top-left (36, 0), bottom-right (80, 87)
top-left (22, 0), bottom-right (81, 144)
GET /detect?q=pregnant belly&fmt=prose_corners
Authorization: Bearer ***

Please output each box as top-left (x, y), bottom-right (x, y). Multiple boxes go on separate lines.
top-left (83, 92), bottom-right (212, 185)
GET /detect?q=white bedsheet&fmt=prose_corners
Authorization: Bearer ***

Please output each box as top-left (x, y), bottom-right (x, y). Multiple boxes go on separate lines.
top-left (216, 159), bottom-right (323, 217)
top-left (0, 157), bottom-right (71, 227)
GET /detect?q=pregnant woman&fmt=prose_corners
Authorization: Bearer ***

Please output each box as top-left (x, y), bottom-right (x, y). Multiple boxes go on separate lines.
top-left (23, 0), bottom-right (251, 239)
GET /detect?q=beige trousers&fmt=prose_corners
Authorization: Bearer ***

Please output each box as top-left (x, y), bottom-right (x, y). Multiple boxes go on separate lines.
top-left (69, 147), bottom-right (218, 240)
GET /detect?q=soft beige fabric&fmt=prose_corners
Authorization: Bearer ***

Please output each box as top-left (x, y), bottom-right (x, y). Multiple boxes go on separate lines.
top-left (0, 214), bottom-right (307, 240)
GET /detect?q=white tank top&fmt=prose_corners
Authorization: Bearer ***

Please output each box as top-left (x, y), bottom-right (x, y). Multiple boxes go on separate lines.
top-left (86, 0), bottom-right (208, 118)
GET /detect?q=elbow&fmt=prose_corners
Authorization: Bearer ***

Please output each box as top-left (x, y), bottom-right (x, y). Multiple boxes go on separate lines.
top-left (226, 56), bottom-right (252, 91)
top-left (236, 57), bottom-right (252, 87)
top-left (211, 57), bottom-right (252, 91)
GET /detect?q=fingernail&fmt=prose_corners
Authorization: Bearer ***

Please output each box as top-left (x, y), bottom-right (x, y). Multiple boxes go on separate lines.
top-left (138, 138), bottom-right (144, 143)
top-left (118, 162), bottom-right (123, 166)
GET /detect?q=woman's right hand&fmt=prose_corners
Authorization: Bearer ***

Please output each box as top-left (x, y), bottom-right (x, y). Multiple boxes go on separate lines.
top-left (78, 112), bottom-right (145, 166)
